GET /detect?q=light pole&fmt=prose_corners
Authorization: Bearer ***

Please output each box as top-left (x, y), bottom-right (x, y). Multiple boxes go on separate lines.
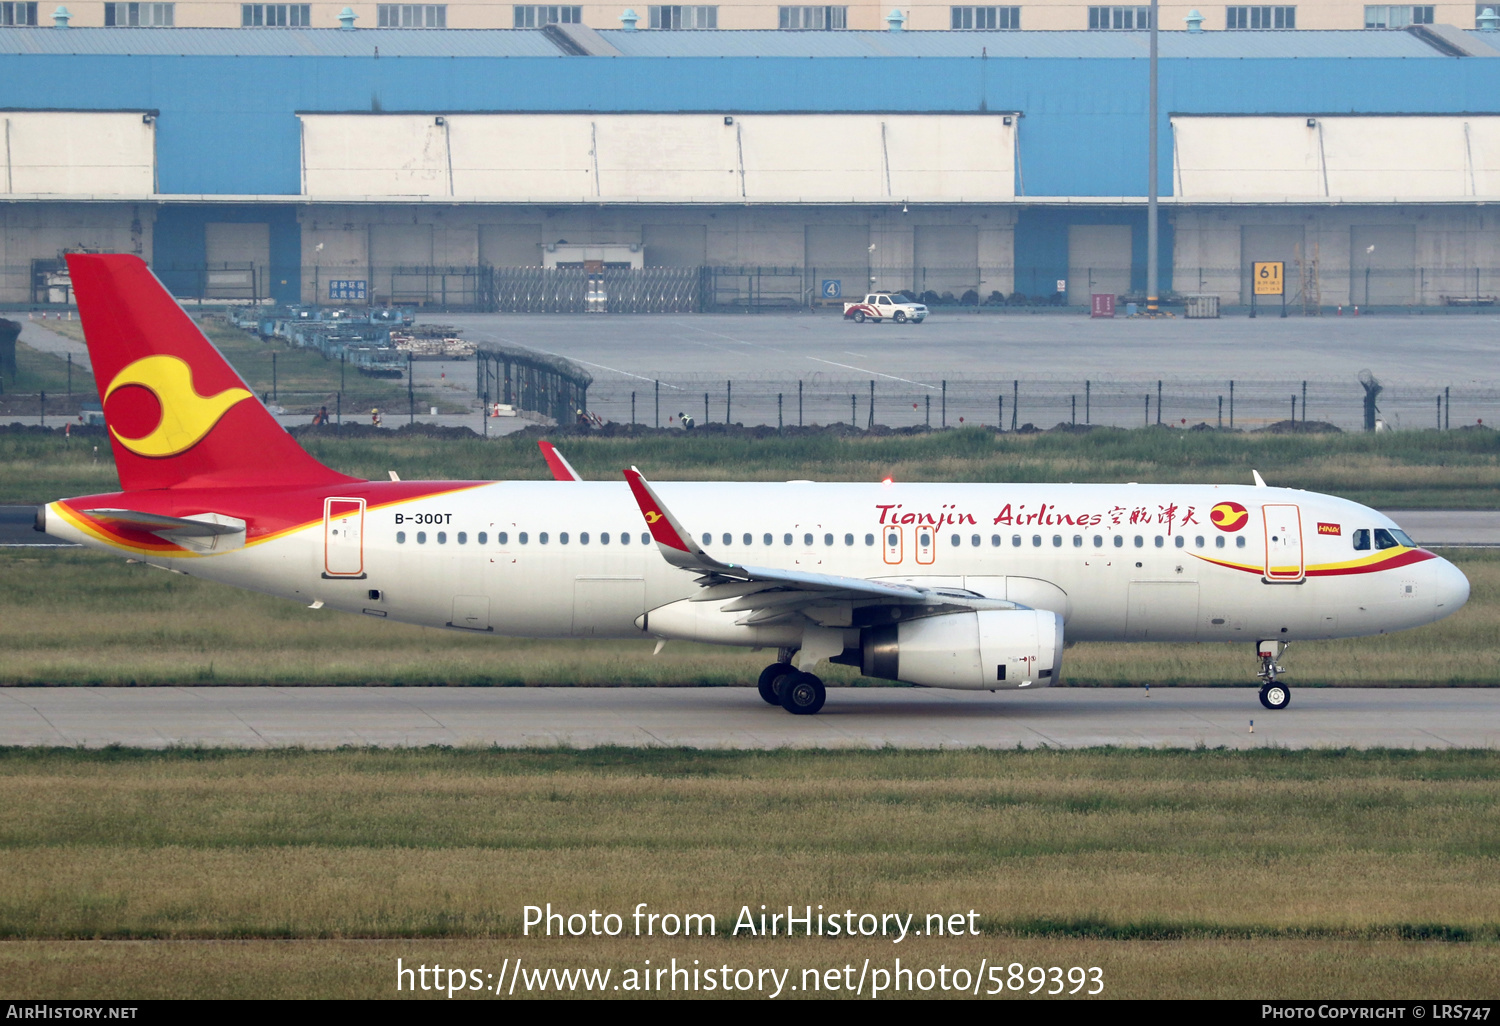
top-left (1146, 0), bottom-right (1160, 316)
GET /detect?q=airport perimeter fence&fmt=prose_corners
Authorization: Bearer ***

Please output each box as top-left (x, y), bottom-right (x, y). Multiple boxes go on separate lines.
top-left (15, 260), bottom-right (1500, 311)
top-left (580, 375), bottom-right (1500, 434)
top-left (4, 376), bottom-right (1497, 435)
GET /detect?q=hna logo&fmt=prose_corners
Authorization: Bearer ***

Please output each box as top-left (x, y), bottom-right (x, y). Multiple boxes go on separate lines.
top-left (1210, 501), bottom-right (1249, 532)
top-left (104, 354), bottom-right (252, 458)
top-left (1317, 522), bottom-right (1342, 536)
top-left (643, 511), bottom-right (663, 524)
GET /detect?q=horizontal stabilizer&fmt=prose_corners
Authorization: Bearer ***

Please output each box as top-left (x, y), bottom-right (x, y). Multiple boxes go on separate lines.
top-left (83, 508), bottom-right (246, 538)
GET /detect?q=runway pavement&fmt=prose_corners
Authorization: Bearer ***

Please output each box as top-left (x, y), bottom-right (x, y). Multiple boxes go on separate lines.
top-left (1, 686), bottom-right (1495, 750)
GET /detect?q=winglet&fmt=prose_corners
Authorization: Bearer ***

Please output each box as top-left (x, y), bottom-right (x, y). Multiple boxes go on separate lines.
top-left (623, 466), bottom-right (714, 570)
top-left (1252, 470), bottom-right (1267, 488)
top-left (539, 440), bottom-right (582, 482)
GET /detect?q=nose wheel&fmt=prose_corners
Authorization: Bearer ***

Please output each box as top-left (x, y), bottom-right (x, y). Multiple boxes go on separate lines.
top-left (1259, 683), bottom-right (1291, 710)
top-left (1256, 640), bottom-right (1291, 710)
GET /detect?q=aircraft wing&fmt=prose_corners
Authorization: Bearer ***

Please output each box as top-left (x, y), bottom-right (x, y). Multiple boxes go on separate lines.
top-left (622, 467), bottom-right (1016, 626)
top-left (539, 440), bottom-right (582, 482)
top-left (81, 508), bottom-right (246, 537)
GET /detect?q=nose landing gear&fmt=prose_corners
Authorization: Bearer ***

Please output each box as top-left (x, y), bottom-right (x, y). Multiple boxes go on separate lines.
top-left (1257, 640), bottom-right (1291, 710)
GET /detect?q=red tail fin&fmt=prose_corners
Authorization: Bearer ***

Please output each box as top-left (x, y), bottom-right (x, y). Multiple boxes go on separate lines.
top-left (67, 254), bottom-right (356, 492)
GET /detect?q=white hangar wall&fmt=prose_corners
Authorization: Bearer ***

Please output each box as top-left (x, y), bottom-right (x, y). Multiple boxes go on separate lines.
top-left (0, 112), bottom-right (156, 196)
top-left (298, 113), bottom-right (1017, 204)
top-left (1173, 116), bottom-right (1500, 199)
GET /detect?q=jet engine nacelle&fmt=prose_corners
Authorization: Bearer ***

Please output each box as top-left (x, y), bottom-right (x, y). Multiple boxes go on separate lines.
top-left (860, 608), bottom-right (1064, 690)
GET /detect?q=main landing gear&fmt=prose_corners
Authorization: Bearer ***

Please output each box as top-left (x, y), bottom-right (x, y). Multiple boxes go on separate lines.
top-left (757, 655), bottom-right (827, 715)
top-left (1257, 640), bottom-right (1291, 710)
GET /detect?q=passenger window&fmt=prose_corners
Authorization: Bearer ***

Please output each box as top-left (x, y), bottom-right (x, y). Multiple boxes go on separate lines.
top-left (1012, 535), bottom-right (1022, 547)
top-left (1373, 528), bottom-right (1399, 550)
top-left (702, 533), bottom-right (711, 545)
top-left (744, 533), bottom-right (753, 546)
top-left (417, 531), bottom-right (427, 544)
top-left (784, 533), bottom-right (793, 546)
top-left (559, 532), bottom-right (568, 545)
top-left (641, 532), bottom-right (650, 545)
top-left (437, 531), bottom-right (447, 544)
top-left (539, 532), bottom-right (548, 544)
top-left (865, 533), bottom-right (875, 546)
top-left (1154, 536), bottom-right (1164, 548)
top-left (920, 531), bottom-right (932, 546)
top-left (1195, 535), bottom-right (1204, 548)
top-left (519, 532), bottom-right (528, 544)
top-left (1093, 535), bottom-right (1103, 548)
top-left (1352, 529), bottom-right (1370, 551)
top-left (1235, 536), bottom-right (1246, 548)
top-left (1114, 535), bottom-right (1124, 548)
top-left (1215, 536), bottom-right (1224, 549)
top-left (991, 534), bottom-right (1001, 547)
top-left (845, 533), bottom-right (854, 546)
top-left (478, 532), bottom-right (487, 545)
top-left (618, 532), bottom-right (628, 545)
top-left (1050, 535), bottom-right (1059, 547)
top-left (1073, 535), bottom-right (1083, 547)
top-left (972, 534), bottom-right (981, 547)
top-left (396, 531), bottom-right (406, 544)
top-left (457, 532), bottom-right (467, 544)
top-left (600, 533), bottom-right (609, 545)
top-left (803, 533), bottom-right (814, 547)
top-left (887, 531), bottom-right (899, 547)
top-left (824, 533), bottom-right (834, 546)
top-left (580, 532), bottom-right (589, 545)
top-left (1134, 536), bottom-right (1144, 547)
top-left (724, 533), bottom-right (733, 546)
top-left (765, 533), bottom-right (774, 546)
top-left (1174, 535), bottom-right (1184, 548)
top-left (1032, 535), bottom-right (1042, 547)
top-left (948, 533), bottom-right (958, 547)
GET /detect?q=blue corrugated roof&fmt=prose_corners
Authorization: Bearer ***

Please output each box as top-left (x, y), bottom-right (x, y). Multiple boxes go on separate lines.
top-left (0, 27), bottom-right (566, 57)
top-left (0, 25), bottom-right (1452, 59)
top-left (597, 28), bottom-right (1447, 59)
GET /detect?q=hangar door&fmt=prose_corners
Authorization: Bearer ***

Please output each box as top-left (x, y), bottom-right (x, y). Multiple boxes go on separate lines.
top-left (1350, 225), bottom-right (1415, 306)
top-left (205, 223), bottom-right (270, 300)
top-left (806, 225), bottom-right (869, 302)
top-left (914, 226), bottom-right (979, 300)
top-left (1240, 225), bottom-right (1305, 305)
top-left (1066, 225), bottom-right (1131, 306)
top-left (370, 224), bottom-right (434, 304)
top-left (643, 225), bottom-right (708, 267)
top-left (479, 224), bottom-right (542, 267)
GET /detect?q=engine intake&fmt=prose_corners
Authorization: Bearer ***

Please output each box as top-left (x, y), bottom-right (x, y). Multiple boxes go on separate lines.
top-left (860, 608), bottom-right (1063, 690)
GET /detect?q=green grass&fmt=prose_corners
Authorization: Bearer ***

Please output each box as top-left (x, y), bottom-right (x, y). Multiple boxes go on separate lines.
top-left (1, 341), bottom-right (97, 399)
top-left (4, 422), bottom-right (1500, 507)
top-left (0, 547), bottom-right (1493, 686)
top-left (1, 746), bottom-right (1497, 997)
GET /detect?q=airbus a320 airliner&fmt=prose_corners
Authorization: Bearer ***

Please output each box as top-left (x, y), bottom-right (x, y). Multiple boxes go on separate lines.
top-left (37, 255), bottom-right (1469, 714)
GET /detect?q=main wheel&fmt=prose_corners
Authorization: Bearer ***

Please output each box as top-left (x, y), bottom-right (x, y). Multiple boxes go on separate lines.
top-left (1259, 683), bottom-right (1291, 710)
top-left (853, 311), bottom-right (866, 323)
top-left (780, 672), bottom-right (827, 715)
top-left (893, 310), bottom-right (907, 323)
top-left (757, 662), bottom-right (794, 706)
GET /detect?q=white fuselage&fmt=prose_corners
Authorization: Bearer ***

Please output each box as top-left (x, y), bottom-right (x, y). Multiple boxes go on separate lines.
top-left (50, 481), bottom-right (1470, 667)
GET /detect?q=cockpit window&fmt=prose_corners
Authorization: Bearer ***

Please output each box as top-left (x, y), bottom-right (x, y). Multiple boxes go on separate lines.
top-left (1389, 528), bottom-right (1415, 548)
top-left (1352, 529), bottom-right (1370, 551)
top-left (1373, 528), bottom-right (1402, 550)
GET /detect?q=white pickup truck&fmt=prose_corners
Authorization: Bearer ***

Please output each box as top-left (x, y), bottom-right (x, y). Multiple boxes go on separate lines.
top-left (842, 292), bottom-right (928, 324)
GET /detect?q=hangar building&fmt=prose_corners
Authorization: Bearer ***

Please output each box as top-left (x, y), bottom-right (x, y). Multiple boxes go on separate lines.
top-left (1, 21), bottom-right (1499, 309)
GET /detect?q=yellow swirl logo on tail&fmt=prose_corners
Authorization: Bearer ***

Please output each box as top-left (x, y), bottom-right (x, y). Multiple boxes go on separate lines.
top-left (643, 510), bottom-right (663, 524)
top-left (104, 355), bottom-right (252, 458)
